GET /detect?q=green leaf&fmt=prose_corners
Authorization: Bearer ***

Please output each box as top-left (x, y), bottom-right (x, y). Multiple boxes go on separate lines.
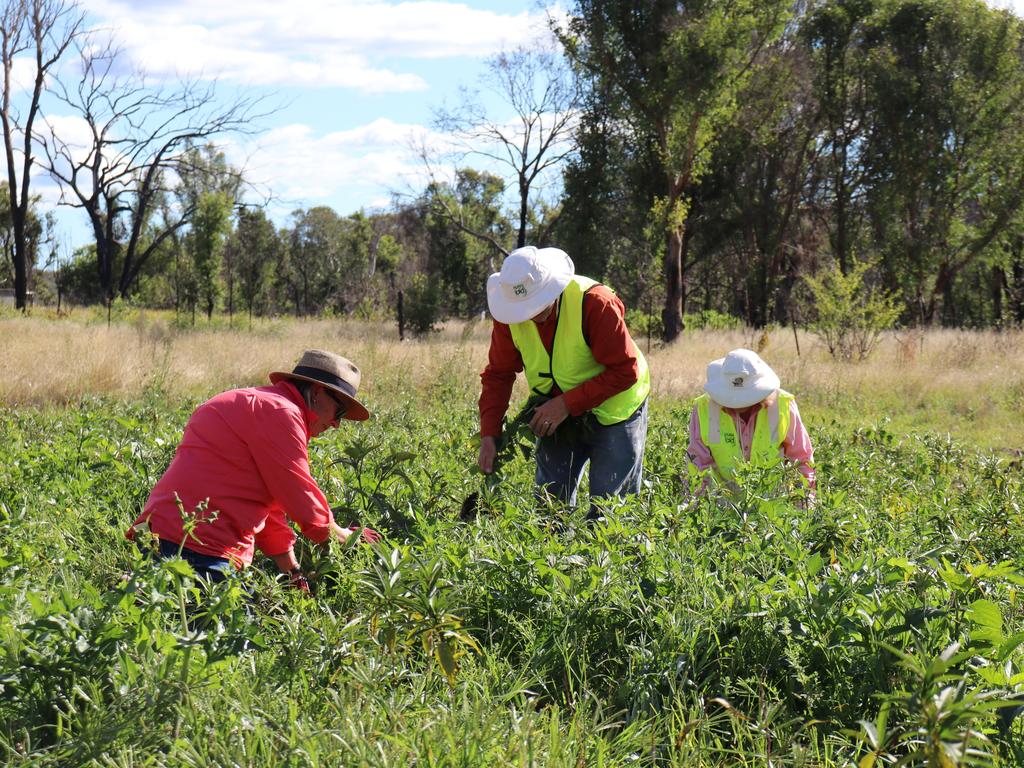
top-left (806, 552), bottom-right (823, 578)
top-left (968, 599), bottom-right (1003, 645)
top-left (437, 638), bottom-right (458, 686)
top-left (164, 559), bottom-right (195, 578)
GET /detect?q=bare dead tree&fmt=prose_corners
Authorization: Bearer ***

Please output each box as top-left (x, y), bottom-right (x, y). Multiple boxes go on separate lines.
top-left (38, 37), bottom-right (269, 301)
top-left (0, 0), bottom-right (84, 310)
top-left (431, 40), bottom-right (580, 250)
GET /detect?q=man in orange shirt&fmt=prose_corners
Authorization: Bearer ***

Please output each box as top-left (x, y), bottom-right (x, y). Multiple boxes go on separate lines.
top-left (478, 246), bottom-right (650, 515)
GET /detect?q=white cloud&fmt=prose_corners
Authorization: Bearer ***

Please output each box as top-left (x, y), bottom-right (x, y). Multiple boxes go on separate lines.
top-left (85, 0), bottom-right (556, 92)
top-left (230, 118), bottom-right (443, 216)
top-left (989, 0), bottom-right (1024, 13)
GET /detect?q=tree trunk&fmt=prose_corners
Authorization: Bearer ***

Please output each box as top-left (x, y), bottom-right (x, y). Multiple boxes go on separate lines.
top-left (991, 265), bottom-right (1004, 327)
top-left (397, 289), bottom-right (405, 341)
top-left (662, 227), bottom-right (685, 341)
top-left (12, 222), bottom-right (27, 310)
top-left (517, 176), bottom-right (528, 249)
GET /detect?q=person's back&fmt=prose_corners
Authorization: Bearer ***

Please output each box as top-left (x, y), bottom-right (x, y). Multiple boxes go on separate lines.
top-left (142, 383), bottom-right (319, 565)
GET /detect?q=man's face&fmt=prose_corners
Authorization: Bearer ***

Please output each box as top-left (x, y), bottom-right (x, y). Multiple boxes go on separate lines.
top-left (530, 301), bottom-right (556, 324)
top-left (309, 384), bottom-right (347, 437)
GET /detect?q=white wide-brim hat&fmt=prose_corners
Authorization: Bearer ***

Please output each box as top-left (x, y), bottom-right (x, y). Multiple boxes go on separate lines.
top-left (486, 246), bottom-right (574, 324)
top-left (703, 348), bottom-right (781, 409)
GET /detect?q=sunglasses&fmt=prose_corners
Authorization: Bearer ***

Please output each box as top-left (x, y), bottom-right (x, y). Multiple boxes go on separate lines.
top-left (322, 389), bottom-right (348, 422)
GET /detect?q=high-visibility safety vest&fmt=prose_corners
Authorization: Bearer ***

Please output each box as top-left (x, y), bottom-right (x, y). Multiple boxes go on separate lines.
top-left (694, 390), bottom-right (795, 481)
top-left (508, 276), bottom-right (650, 426)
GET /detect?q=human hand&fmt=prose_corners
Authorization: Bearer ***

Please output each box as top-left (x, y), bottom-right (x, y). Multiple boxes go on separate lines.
top-left (332, 521), bottom-right (381, 545)
top-left (528, 395), bottom-right (569, 437)
top-left (288, 568), bottom-right (311, 593)
top-left (478, 435), bottom-right (497, 473)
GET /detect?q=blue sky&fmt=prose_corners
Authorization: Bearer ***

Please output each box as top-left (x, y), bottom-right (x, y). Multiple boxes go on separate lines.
top-left (15, 0), bottom-right (1024, 254)
top-left (26, 0), bottom-right (561, 251)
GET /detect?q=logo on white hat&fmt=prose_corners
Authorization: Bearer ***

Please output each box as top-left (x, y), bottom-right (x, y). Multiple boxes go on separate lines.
top-left (513, 283), bottom-right (527, 297)
top-left (732, 376), bottom-right (745, 387)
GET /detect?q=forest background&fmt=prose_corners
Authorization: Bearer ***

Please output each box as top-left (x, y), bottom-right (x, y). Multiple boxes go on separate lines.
top-left (4, 0), bottom-right (1024, 340)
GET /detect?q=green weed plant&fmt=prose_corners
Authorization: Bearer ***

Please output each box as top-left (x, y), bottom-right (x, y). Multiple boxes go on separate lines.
top-left (0, 395), bottom-right (1022, 765)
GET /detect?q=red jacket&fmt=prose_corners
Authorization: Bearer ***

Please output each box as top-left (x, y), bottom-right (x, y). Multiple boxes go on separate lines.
top-left (128, 380), bottom-right (334, 566)
top-left (479, 284), bottom-right (641, 437)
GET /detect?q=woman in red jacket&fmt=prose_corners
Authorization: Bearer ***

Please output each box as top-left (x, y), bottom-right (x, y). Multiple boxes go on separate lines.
top-left (128, 349), bottom-right (379, 588)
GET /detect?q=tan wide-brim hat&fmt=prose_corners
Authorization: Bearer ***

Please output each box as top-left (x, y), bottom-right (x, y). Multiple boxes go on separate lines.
top-left (703, 348), bottom-right (781, 409)
top-left (486, 245), bottom-right (574, 324)
top-left (269, 349), bottom-right (370, 421)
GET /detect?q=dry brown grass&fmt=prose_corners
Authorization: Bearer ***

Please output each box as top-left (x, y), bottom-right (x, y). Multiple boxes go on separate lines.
top-left (2, 312), bottom-right (1022, 448)
top-left (0, 312), bottom-right (494, 406)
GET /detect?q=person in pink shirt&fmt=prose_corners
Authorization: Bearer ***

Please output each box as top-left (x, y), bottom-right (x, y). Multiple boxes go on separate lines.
top-left (128, 349), bottom-right (380, 590)
top-left (686, 348), bottom-right (815, 505)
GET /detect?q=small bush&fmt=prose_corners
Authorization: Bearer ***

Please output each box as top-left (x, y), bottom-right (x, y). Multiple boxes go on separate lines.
top-left (802, 260), bottom-right (901, 361)
top-left (403, 273), bottom-right (442, 337)
top-left (625, 308), bottom-right (663, 340)
top-left (684, 309), bottom-right (743, 331)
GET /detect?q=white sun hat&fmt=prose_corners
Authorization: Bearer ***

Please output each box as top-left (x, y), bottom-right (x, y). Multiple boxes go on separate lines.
top-left (486, 246), bottom-right (575, 324)
top-left (703, 348), bottom-right (781, 408)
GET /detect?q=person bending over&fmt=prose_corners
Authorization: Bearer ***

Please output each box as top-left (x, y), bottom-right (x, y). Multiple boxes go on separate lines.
top-left (127, 349), bottom-right (380, 590)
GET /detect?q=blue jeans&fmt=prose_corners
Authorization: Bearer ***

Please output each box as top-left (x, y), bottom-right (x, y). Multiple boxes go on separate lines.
top-left (146, 538), bottom-right (235, 582)
top-left (535, 399), bottom-right (648, 511)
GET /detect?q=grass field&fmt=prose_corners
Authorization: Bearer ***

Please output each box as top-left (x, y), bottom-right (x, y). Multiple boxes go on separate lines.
top-left (1, 312), bottom-right (1023, 766)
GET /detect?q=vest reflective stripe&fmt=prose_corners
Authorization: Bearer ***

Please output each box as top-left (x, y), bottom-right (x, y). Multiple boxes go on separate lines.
top-left (694, 390), bottom-right (794, 481)
top-left (707, 400), bottom-right (720, 442)
top-left (508, 276), bottom-right (650, 425)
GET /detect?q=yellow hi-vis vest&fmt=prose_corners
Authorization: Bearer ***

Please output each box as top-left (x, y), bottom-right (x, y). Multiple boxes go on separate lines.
top-left (694, 390), bottom-right (794, 481)
top-left (508, 276), bottom-right (650, 426)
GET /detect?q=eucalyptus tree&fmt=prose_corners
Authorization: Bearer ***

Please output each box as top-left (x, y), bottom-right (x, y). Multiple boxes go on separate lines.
top-left (38, 36), bottom-right (263, 303)
top-left (228, 206), bottom-right (278, 328)
top-left (0, 0), bottom-right (83, 310)
top-left (191, 190), bottom-right (232, 321)
top-left (801, 0), bottom-right (874, 277)
top-left (423, 168), bottom-right (510, 317)
top-left (431, 39), bottom-right (580, 252)
top-left (860, 0), bottom-right (1024, 324)
top-left (560, 0), bottom-right (790, 341)
top-left (282, 206), bottom-right (345, 316)
top-left (691, 36), bottom-right (821, 327)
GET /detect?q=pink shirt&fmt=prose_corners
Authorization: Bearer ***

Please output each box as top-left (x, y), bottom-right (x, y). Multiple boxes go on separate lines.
top-left (128, 380), bottom-right (334, 565)
top-left (686, 396), bottom-right (816, 489)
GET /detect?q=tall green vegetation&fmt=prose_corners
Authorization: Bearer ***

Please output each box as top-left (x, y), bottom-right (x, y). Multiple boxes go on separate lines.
top-left (228, 207), bottom-right (278, 327)
top-left (1, 385), bottom-right (1023, 764)
top-left (191, 191), bottom-right (232, 321)
top-left (559, 0), bottom-right (791, 341)
top-left (802, 260), bottom-right (902, 360)
top-left (556, 0), bottom-right (1024, 333)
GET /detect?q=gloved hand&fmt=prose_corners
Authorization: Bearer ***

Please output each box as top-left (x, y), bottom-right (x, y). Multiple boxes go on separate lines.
top-left (356, 526), bottom-right (381, 544)
top-left (288, 567), bottom-right (311, 593)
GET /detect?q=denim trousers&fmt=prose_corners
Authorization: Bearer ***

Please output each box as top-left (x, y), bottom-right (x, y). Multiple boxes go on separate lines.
top-left (145, 537), bottom-right (235, 582)
top-left (535, 399), bottom-right (648, 510)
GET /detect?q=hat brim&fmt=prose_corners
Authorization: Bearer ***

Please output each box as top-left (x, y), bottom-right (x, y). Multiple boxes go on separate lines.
top-left (486, 271), bottom-right (573, 324)
top-left (704, 372), bottom-right (781, 409)
top-left (269, 372), bottom-right (370, 421)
